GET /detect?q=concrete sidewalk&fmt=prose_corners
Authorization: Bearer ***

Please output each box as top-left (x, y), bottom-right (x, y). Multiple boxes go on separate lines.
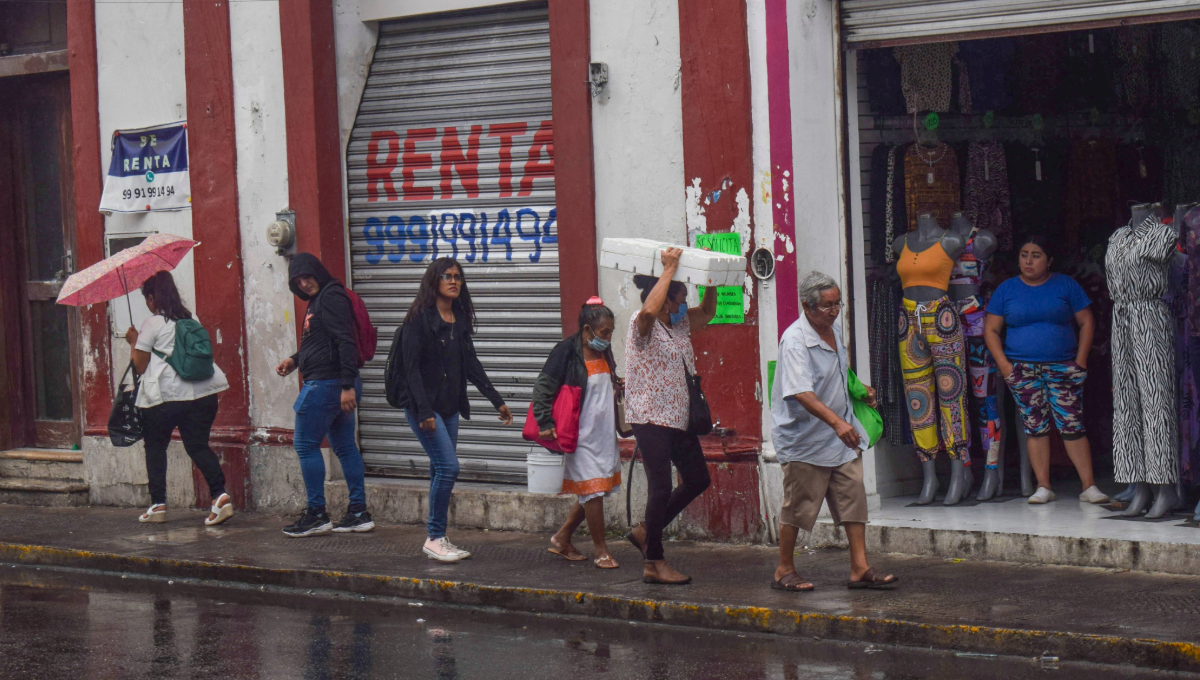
top-left (1, 504), bottom-right (1199, 672)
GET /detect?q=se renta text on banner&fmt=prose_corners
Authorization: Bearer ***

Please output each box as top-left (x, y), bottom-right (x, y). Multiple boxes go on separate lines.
top-left (99, 122), bottom-right (192, 214)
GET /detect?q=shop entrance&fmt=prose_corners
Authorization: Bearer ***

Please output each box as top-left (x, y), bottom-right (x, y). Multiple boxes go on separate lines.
top-left (0, 72), bottom-right (82, 451)
top-left (847, 12), bottom-right (1200, 523)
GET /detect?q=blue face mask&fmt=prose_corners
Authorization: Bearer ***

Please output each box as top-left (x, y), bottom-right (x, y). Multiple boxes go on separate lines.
top-left (669, 302), bottom-right (688, 325)
top-left (587, 335), bottom-right (611, 352)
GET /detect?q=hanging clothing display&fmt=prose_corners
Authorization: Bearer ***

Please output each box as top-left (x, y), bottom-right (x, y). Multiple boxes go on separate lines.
top-left (1063, 29), bottom-right (1116, 113)
top-left (1106, 216), bottom-right (1180, 485)
top-left (868, 275), bottom-right (908, 446)
top-left (898, 295), bottom-right (972, 461)
top-left (1115, 26), bottom-right (1154, 114)
top-left (1168, 244), bottom-right (1197, 487)
top-left (894, 42), bottom-right (958, 114)
top-left (1010, 34), bottom-right (1068, 114)
top-left (869, 144), bottom-right (908, 266)
top-left (1007, 141), bottom-right (1066, 238)
top-left (1065, 138), bottom-right (1119, 252)
top-left (1116, 143), bottom-right (1165, 212)
top-left (1187, 206), bottom-right (1200, 332)
top-left (904, 143), bottom-right (960, 232)
top-left (956, 38), bottom-right (1016, 114)
top-left (1182, 207), bottom-right (1200, 486)
top-left (1164, 127), bottom-right (1200, 210)
top-left (962, 141), bottom-right (1013, 251)
top-left (863, 48), bottom-right (907, 116)
top-left (1161, 23), bottom-right (1200, 110)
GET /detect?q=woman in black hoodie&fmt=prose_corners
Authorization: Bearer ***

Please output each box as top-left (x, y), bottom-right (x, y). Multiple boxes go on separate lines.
top-left (276, 253), bottom-right (373, 537)
top-left (400, 257), bottom-right (512, 563)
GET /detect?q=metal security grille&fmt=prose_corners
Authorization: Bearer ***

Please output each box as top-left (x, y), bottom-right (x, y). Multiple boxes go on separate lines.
top-left (841, 0), bottom-right (1199, 47)
top-left (346, 2), bottom-right (560, 483)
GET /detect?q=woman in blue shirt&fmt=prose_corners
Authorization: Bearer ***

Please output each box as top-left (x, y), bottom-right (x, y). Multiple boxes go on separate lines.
top-left (984, 235), bottom-right (1109, 505)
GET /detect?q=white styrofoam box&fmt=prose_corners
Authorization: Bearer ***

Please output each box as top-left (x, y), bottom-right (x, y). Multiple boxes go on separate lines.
top-left (600, 238), bottom-right (745, 287)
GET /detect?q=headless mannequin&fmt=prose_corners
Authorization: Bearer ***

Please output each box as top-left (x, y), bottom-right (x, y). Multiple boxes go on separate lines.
top-left (1114, 203), bottom-right (1179, 518)
top-left (894, 214), bottom-right (968, 505)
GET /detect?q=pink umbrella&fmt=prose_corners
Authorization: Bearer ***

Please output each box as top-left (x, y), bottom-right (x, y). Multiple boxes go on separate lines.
top-left (56, 233), bottom-right (199, 319)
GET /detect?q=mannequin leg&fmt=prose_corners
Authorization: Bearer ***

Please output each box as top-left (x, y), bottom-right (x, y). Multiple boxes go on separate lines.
top-left (1146, 483), bottom-right (1179, 519)
top-left (1113, 484), bottom-right (1138, 503)
top-left (1193, 497), bottom-right (1200, 523)
top-left (1175, 480), bottom-right (1189, 511)
top-left (1016, 426), bottom-right (1035, 497)
top-left (943, 458), bottom-right (967, 506)
top-left (960, 462), bottom-right (975, 497)
top-left (1123, 482), bottom-right (1153, 517)
top-left (917, 459), bottom-right (940, 505)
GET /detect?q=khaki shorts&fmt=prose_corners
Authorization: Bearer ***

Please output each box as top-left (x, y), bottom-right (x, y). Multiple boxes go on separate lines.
top-left (780, 457), bottom-right (868, 532)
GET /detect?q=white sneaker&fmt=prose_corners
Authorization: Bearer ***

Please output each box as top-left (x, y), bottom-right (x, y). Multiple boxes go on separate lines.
top-left (1079, 486), bottom-right (1110, 504)
top-left (443, 538), bottom-right (471, 560)
top-left (1028, 487), bottom-right (1056, 504)
top-left (423, 537), bottom-right (465, 563)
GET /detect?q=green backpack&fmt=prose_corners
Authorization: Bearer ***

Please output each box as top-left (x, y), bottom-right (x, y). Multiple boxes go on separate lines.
top-left (153, 318), bottom-right (215, 381)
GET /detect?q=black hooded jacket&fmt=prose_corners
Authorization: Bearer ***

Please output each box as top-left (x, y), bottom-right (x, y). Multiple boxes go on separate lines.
top-left (289, 254), bottom-right (358, 389)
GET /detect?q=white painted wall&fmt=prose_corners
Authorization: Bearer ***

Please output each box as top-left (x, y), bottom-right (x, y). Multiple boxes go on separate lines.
top-left (590, 0), bottom-right (687, 368)
top-left (335, 0), bottom-right (379, 163)
top-left (359, 0), bottom-right (510, 23)
top-left (230, 0), bottom-right (297, 429)
top-left (95, 1), bottom-right (194, 387)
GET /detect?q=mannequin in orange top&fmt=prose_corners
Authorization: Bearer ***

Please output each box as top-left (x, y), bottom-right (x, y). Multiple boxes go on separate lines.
top-left (892, 213), bottom-right (973, 505)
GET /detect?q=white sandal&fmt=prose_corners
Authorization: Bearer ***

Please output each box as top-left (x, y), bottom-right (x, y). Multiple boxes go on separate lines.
top-left (204, 493), bottom-right (234, 526)
top-left (139, 504), bottom-right (167, 523)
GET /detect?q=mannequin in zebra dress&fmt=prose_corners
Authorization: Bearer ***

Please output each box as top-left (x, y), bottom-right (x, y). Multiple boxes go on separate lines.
top-left (893, 213), bottom-right (971, 505)
top-left (1106, 203), bottom-right (1181, 519)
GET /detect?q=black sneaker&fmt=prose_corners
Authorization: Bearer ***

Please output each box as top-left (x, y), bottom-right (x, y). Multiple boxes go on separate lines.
top-left (332, 510), bottom-right (376, 533)
top-left (282, 509), bottom-right (332, 537)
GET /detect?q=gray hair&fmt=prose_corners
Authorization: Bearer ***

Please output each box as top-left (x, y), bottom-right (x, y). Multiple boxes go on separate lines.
top-left (799, 271), bottom-right (839, 309)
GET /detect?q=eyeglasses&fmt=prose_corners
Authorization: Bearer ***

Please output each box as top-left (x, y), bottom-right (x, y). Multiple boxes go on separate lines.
top-left (817, 301), bottom-right (845, 313)
top-left (440, 273), bottom-right (463, 283)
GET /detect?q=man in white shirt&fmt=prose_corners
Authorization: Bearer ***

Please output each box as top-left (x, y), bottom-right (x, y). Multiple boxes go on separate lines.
top-left (769, 271), bottom-right (898, 592)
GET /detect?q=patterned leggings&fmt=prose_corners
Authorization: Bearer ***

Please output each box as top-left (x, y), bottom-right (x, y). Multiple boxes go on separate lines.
top-left (899, 297), bottom-right (972, 461)
top-left (967, 337), bottom-right (1001, 469)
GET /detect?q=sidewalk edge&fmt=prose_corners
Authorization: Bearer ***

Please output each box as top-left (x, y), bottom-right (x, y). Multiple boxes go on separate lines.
top-left (2, 542), bottom-right (1197, 672)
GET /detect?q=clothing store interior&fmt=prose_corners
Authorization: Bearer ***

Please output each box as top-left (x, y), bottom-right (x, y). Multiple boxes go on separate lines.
top-left (853, 18), bottom-right (1200, 540)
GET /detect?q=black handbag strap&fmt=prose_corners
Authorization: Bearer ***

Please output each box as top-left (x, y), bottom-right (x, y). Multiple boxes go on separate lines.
top-left (625, 443), bottom-right (640, 527)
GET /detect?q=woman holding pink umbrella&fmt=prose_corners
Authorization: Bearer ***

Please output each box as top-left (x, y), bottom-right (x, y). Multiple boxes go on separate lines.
top-left (125, 271), bottom-right (232, 526)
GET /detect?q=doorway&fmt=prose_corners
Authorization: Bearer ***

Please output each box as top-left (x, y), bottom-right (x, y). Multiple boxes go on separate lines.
top-left (0, 72), bottom-right (82, 450)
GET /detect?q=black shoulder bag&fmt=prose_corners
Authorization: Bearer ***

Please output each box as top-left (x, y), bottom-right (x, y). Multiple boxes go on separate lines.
top-left (684, 359), bottom-right (713, 436)
top-left (108, 362), bottom-right (143, 447)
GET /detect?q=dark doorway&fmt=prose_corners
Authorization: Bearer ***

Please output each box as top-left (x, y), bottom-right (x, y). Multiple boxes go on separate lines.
top-left (0, 72), bottom-right (82, 450)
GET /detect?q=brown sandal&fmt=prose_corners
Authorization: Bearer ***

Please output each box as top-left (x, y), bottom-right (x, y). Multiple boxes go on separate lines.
top-left (548, 537), bottom-right (587, 562)
top-left (771, 571), bottom-right (814, 592)
top-left (847, 567), bottom-right (899, 589)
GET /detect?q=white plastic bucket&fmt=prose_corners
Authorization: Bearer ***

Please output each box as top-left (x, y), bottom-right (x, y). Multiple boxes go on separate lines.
top-left (526, 452), bottom-right (565, 494)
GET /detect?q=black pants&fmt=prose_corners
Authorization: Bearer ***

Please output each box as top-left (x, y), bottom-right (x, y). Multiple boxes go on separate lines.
top-left (631, 423), bottom-right (711, 561)
top-left (142, 394), bottom-right (226, 505)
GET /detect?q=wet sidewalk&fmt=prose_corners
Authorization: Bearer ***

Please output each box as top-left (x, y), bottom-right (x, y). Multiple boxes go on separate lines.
top-left (1, 504), bottom-right (1199, 671)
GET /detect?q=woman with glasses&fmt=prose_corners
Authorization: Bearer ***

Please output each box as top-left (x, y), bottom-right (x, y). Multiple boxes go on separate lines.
top-left (399, 257), bottom-right (513, 562)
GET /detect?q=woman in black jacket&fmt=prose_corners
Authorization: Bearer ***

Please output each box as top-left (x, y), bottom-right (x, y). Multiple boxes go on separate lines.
top-left (276, 254), bottom-right (373, 538)
top-left (401, 257), bottom-right (512, 563)
top-left (534, 299), bottom-right (623, 569)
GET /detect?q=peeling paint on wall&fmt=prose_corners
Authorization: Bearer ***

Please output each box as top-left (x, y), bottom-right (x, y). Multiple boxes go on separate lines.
top-left (685, 176), bottom-right (707, 244)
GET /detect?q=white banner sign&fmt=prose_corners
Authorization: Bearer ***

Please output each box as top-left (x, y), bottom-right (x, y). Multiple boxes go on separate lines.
top-left (99, 122), bottom-right (191, 213)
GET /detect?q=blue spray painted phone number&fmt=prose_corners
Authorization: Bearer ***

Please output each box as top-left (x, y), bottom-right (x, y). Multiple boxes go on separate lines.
top-left (363, 207), bottom-right (557, 265)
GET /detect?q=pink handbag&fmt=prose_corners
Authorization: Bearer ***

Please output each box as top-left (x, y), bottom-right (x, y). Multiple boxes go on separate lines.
top-left (522, 385), bottom-right (582, 453)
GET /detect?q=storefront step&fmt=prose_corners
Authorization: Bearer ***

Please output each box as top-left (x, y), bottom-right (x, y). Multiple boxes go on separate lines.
top-left (0, 478), bottom-right (89, 508)
top-left (809, 492), bottom-right (1200, 576)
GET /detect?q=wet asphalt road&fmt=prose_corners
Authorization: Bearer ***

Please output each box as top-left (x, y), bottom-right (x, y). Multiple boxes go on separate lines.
top-left (0, 565), bottom-right (1190, 680)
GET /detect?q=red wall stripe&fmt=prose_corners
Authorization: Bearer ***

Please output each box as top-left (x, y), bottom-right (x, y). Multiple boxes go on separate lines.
top-left (182, 0), bottom-right (251, 506)
top-left (678, 0), bottom-right (761, 441)
top-left (547, 0), bottom-right (598, 336)
top-left (66, 0), bottom-right (112, 436)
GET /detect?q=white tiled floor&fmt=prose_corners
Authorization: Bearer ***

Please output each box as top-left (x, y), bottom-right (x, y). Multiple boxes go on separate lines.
top-left (872, 486), bottom-right (1200, 545)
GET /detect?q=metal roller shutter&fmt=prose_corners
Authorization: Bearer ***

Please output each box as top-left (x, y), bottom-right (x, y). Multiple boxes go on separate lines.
top-left (842, 0), bottom-right (1200, 47)
top-left (346, 2), bottom-right (559, 484)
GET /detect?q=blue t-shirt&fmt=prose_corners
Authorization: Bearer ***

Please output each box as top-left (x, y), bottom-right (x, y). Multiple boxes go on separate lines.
top-left (986, 273), bottom-right (1091, 362)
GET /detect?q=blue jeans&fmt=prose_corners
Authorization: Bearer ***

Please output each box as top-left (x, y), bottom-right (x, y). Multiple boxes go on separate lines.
top-left (294, 378), bottom-right (367, 514)
top-left (405, 409), bottom-right (460, 539)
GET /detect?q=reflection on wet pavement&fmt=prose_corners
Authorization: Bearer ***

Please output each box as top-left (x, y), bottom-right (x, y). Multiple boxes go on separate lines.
top-left (0, 565), bottom-right (1188, 679)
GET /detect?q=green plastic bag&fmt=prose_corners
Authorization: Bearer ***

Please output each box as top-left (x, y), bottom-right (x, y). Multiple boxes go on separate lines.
top-left (847, 369), bottom-right (883, 448)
